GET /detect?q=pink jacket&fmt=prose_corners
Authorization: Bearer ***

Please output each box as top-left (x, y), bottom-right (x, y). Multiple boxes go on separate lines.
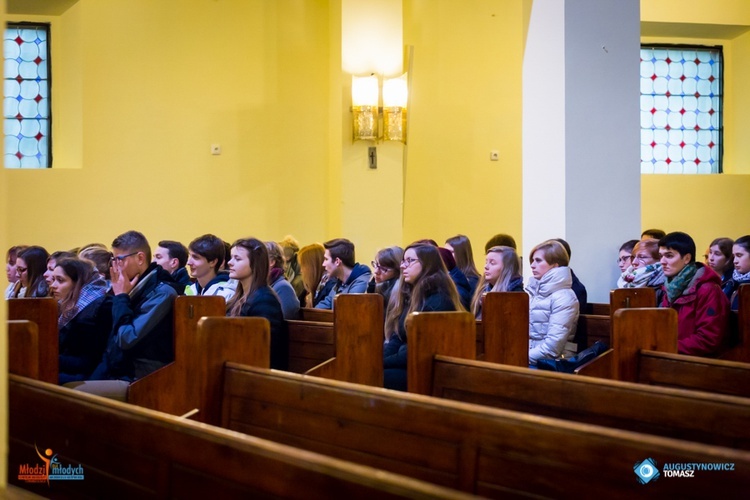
top-left (660, 264), bottom-right (730, 356)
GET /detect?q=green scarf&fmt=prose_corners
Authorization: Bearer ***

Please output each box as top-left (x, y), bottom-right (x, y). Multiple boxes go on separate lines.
top-left (665, 263), bottom-right (698, 304)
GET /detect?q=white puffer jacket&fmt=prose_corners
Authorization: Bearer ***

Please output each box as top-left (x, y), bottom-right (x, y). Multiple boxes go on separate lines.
top-left (526, 266), bottom-right (579, 365)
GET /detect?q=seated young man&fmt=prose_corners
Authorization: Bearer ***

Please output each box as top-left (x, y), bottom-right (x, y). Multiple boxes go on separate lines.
top-left (314, 238), bottom-right (372, 309)
top-left (185, 234), bottom-right (236, 300)
top-left (658, 231), bottom-right (730, 356)
top-left (153, 240), bottom-right (192, 287)
top-left (71, 230), bottom-right (182, 400)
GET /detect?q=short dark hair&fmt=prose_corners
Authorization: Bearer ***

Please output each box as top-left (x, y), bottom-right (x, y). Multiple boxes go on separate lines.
top-left (659, 231), bottom-right (696, 263)
top-left (734, 235), bottom-right (750, 254)
top-left (619, 239), bottom-right (639, 253)
top-left (189, 234), bottom-right (226, 274)
top-left (485, 233), bottom-right (517, 253)
top-left (323, 238), bottom-right (356, 268)
top-left (112, 230), bottom-right (151, 261)
top-left (158, 240), bottom-right (188, 268)
top-left (642, 228), bottom-right (666, 240)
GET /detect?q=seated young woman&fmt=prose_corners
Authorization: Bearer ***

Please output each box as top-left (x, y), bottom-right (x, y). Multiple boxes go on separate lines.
top-left (265, 241), bottom-right (300, 320)
top-left (470, 245), bottom-right (524, 319)
top-left (617, 238), bottom-right (666, 305)
top-left (367, 246), bottom-right (403, 309)
top-left (730, 236), bottom-right (750, 311)
top-left (226, 238), bottom-right (288, 370)
top-left (44, 250), bottom-right (76, 288)
top-left (705, 237), bottom-right (735, 301)
top-left (445, 234), bottom-right (481, 294)
top-left (383, 243), bottom-right (463, 391)
top-left (5, 245), bottom-right (27, 299)
top-left (616, 239), bottom-right (638, 276)
top-left (50, 258), bottom-right (112, 385)
top-left (11, 245), bottom-right (50, 298)
top-left (298, 243), bottom-right (332, 308)
top-left (527, 240), bottom-right (579, 367)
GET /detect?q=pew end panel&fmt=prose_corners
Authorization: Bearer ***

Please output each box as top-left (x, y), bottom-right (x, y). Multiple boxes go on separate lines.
top-left (306, 294), bottom-right (384, 387)
top-left (407, 311), bottom-right (475, 395)
top-left (9, 375), bottom-right (468, 500)
top-left (612, 308), bottom-right (678, 382)
top-left (577, 314), bottom-right (610, 349)
top-left (8, 297), bottom-right (59, 384)
top-left (482, 292), bottom-right (528, 367)
top-left (8, 320), bottom-right (39, 379)
top-left (639, 350), bottom-right (750, 398)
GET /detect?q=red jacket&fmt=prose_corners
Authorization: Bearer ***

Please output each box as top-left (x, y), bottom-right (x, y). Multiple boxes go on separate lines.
top-left (660, 264), bottom-right (730, 356)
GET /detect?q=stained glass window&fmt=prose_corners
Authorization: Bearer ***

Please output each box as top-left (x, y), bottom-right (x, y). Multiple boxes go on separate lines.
top-left (640, 45), bottom-right (722, 174)
top-left (3, 23), bottom-right (51, 169)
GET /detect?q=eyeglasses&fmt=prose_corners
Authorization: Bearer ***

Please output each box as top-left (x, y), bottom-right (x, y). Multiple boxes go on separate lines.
top-left (16, 266), bottom-right (27, 273)
top-left (632, 254), bottom-right (654, 264)
top-left (616, 255), bottom-right (633, 264)
top-left (371, 261), bottom-right (392, 273)
top-left (400, 257), bottom-right (420, 268)
top-left (110, 252), bottom-right (138, 266)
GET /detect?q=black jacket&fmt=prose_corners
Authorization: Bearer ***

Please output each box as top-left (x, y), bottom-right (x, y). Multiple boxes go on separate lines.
top-left (241, 285), bottom-right (288, 370)
top-left (58, 295), bottom-right (112, 385)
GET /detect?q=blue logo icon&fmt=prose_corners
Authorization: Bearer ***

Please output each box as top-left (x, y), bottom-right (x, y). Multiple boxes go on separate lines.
top-left (634, 458), bottom-right (660, 484)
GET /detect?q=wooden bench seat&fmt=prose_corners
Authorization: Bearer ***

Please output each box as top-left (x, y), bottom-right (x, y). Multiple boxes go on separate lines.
top-left (8, 297), bottom-right (59, 384)
top-left (8, 375), bottom-right (467, 499)
top-left (221, 361), bottom-right (750, 498)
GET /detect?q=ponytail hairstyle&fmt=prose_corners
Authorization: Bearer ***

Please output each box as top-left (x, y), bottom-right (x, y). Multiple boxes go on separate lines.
top-left (471, 246), bottom-right (521, 317)
top-left (446, 234), bottom-right (480, 281)
top-left (226, 238), bottom-right (269, 317)
top-left (384, 243), bottom-right (462, 340)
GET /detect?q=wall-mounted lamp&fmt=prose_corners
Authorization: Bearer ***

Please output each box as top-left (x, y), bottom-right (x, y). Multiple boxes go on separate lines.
top-left (351, 73), bottom-right (408, 144)
top-left (352, 75), bottom-right (379, 141)
top-left (382, 73), bottom-right (407, 143)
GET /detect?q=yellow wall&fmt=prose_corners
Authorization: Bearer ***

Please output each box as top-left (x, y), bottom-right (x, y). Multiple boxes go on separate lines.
top-left (640, 0), bottom-right (750, 247)
top-left (403, 0), bottom-right (524, 252)
top-left (6, 0), bottom-right (332, 254)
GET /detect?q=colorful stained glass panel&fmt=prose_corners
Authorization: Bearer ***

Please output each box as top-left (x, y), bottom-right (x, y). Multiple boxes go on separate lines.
top-left (640, 46), bottom-right (722, 174)
top-left (3, 24), bottom-right (50, 168)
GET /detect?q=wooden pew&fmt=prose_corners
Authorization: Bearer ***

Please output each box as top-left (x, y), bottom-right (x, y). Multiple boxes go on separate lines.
top-left (8, 320), bottom-right (39, 379)
top-left (429, 355), bottom-right (750, 449)
top-left (8, 375), bottom-right (467, 500)
top-left (127, 295), bottom-right (255, 425)
top-left (288, 294), bottom-right (384, 379)
top-left (305, 294), bottom-right (384, 387)
top-left (221, 362), bottom-right (750, 498)
top-left (575, 307), bottom-right (750, 397)
top-left (8, 297), bottom-right (58, 384)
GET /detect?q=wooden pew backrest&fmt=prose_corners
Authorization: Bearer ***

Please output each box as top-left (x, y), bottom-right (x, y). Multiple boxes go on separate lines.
top-left (639, 349), bottom-right (750, 398)
top-left (8, 297), bottom-right (59, 383)
top-left (299, 307), bottom-right (334, 322)
top-left (610, 287), bottom-right (657, 311)
top-left (431, 354), bottom-right (750, 449)
top-left (221, 363), bottom-right (750, 498)
top-left (9, 375), bottom-right (466, 499)
top-left (288, 319), bottom-right (334, 373)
